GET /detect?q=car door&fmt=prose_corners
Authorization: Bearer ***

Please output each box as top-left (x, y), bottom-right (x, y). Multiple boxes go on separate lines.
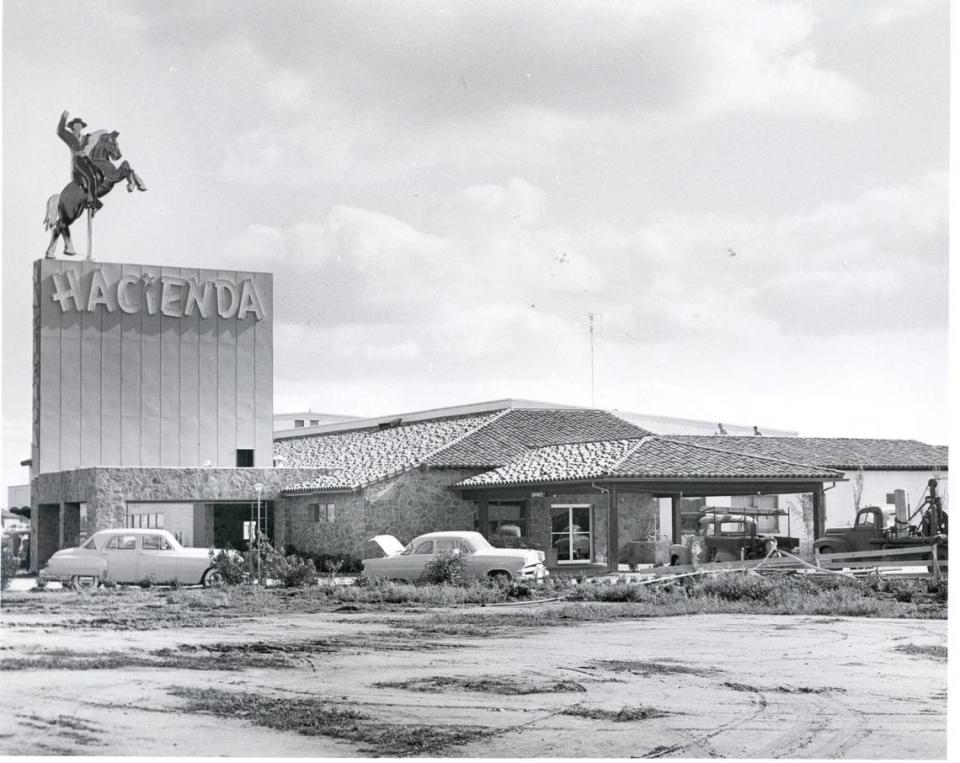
top-left (393, 539), bottom-right (435, 580)
top-left (139, 533), bottom-right (182, 583)
top-left (101, 534), bottom-right (140, 583)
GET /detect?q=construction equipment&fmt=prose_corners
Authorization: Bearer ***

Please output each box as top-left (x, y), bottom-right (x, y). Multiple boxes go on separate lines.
top-left (814, 478), bottom-right (948, 559)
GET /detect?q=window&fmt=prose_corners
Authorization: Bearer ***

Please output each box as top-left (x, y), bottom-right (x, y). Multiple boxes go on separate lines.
top-left (413, 540), bottom-right (434, 555)
top-left (106, 535), bottom-right (138, 550)
top-left (487, 501), bottom-right (526, 539)
top-left (294, 419), bottom-right (304, 428)
top-left (310, 419), bottom-right (319, 426)
top-left (718, 521), bottom-right (748, 535)
top-left (142, 535), bottom-right (173, 551)
top-left (551, 505), bottom-right (593, 563)
top-left (236, 449), bottom-right (254, 467)
top-left (436, 539), bottom-right (472, 554)
top-left (127, 513), bottom-right (164, 529)
top-left (311, 503), bottom-right (336, 522)
top-left (82, 537), bottom-right (98, 550)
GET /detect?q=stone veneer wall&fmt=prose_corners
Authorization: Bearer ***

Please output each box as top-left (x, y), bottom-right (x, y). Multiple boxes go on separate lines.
top-left (280, 468), bottom-right (482, 559)
top-left (616, 492), bottom-right (658, 543)
top-left (30, 466), bottom-right (334, 568)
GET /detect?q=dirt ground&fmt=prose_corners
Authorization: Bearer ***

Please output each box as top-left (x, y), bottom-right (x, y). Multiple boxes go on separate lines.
top-left (0, 591), bottom-right (947, 758)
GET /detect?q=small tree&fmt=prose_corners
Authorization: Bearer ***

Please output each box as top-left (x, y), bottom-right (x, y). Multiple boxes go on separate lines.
top-left (852, 467), bottom-right (865, 511)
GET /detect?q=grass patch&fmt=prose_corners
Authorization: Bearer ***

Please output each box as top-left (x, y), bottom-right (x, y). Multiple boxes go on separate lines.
top-left (893, 643), bottom-right (947, 661)
top-left (723, 681), bottom-right (846, 694)
top-left (0, 647), bottom-right (298, 671)
top-left (17, 714), bottom-right (103, 746)
top-left (590, 659), bottom-right (717, 677)
top-left (375, 675), bottom-right (586, 694)
top-left (559, 704), bottom-right (672, 721)
top-left (0, 571), bottom-right (945, 632)
top-left (167, 635), bottom-right (450, 655)
top-left (169, 686), bottom-right (491, 756)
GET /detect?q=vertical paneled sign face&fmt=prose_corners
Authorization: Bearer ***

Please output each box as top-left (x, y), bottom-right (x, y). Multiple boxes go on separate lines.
top-left (33, 260), bottom-right (273, 473)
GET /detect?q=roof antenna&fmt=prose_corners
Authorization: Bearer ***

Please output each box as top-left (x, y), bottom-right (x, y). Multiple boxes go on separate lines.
top-left (588, 312), bottom-right (602, 407)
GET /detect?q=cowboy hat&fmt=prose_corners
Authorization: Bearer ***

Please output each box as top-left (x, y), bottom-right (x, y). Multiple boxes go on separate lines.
top-left (67, 117), bottom-right (87, 129)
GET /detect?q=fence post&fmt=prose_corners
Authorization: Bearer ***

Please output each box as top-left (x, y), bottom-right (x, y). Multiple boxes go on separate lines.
top-left (929, 542), bottom-right (942, 585)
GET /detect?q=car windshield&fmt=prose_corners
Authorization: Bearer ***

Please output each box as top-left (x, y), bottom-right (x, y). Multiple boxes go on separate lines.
top-left (81, 536), bottom-right (98, 550)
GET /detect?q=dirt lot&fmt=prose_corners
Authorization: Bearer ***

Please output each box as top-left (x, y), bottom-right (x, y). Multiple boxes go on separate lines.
top-left (0, 586), bottom-right (947, 758)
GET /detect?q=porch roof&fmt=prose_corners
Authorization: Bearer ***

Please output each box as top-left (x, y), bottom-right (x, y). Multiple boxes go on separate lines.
top-left (669, 436), bottom-right (948, 471)
top-left (455, 436), bottom-right (845, 488)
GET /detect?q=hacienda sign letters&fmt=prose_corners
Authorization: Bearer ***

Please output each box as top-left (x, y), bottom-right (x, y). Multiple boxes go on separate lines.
top-left (49, 268), bottom-right (266, 321)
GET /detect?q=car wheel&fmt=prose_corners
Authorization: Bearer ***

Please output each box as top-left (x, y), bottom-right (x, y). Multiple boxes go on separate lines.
top-left (202, 568), bottom-right (225, 588)
top-left (817, 545), bottom-right (835, 556)
top-left (71, 574), bottom-right (100, 592)
top-left (670, 555), bottom-right (680, 566)
top-left (488, 571), bottom-right (512, 584)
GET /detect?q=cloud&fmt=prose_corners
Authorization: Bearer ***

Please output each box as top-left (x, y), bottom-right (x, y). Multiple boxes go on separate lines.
top-left (172, 0), bottom-right (871, 191)
top-left (866, 0), bottom-right (942, 27)
top-left (225, 169), bottom-right (947, 402)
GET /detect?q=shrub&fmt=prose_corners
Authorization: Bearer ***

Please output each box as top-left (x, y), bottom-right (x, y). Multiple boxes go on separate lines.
top-left (696, 572), bottom-right (776, 601)
top-left (274, 555), bottom-right (318, 588)
top-left (284, 546), bottom-right (363, 574)
top-left (1, 546), bottom-right (19, 590)
top-left (208, 547), bottom-right (250, 585)
top-left (419, 551), bottom-right (465, 585)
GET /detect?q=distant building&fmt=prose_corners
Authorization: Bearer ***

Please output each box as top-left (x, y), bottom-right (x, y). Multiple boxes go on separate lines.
top-left (274, 412), bottom-right (360, 431)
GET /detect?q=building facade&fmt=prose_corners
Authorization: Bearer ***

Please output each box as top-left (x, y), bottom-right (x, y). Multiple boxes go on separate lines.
top-left (29, 258), bottom-right (282, 569)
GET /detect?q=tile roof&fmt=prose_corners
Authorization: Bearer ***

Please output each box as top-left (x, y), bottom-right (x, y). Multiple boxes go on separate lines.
top-left (424, 408), bottom-right (650, 467)
top-left (454, 438), bottom-right (645, 487)
top-left (279, 411), bottom-right (503, 493)
top-left (278, 407), bottom-right (650, 494)
top-left (456, 436), bottom-right (844, 487)
top-left (670, 436), bottom-right (948, 471)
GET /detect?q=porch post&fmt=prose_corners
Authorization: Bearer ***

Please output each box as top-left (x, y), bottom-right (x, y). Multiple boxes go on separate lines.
top-left (607, 485), bottom-right (619, 573)
top-left (477, 498), bottom-right (489, 535)
top-left (671, 496), bottom-right (682, 543)
top-left (812, 488), bottom-right (825, 540)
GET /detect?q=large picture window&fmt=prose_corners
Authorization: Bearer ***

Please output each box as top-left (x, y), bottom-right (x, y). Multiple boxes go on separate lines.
top-left (551, 504), bottom-right (593, 563)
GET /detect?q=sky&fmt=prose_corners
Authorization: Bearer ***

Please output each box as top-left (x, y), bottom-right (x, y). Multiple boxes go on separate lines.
top-left (0, 0), bottom-right (950, 499)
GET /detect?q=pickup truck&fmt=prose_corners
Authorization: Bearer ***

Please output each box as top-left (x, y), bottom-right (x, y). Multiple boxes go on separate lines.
top-left (814, 505), bottom-right (948, 559)
top-left (670, 512), bottom-right (799, 566)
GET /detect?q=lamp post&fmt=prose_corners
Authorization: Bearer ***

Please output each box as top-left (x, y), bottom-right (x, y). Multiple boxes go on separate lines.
top-left (254, 483), bottom-right (264, 584)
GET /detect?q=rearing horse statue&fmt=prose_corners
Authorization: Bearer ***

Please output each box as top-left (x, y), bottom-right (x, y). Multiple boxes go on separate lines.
top-left (44, 130), bottom-right (146, 258)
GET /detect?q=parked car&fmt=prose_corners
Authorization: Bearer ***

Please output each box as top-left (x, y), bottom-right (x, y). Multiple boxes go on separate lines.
top-left (39, 529), bottom-right (226, 590)
top-left (363, 531), bottom-right (549, 583)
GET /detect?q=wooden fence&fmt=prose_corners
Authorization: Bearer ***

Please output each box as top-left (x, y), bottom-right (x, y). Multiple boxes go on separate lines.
top-left (813, 544), bottom-right (947, 582)
top-left (615, 543), bottom-right (947, 582)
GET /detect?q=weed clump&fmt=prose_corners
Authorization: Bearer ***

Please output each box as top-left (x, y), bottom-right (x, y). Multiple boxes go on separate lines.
top-left (1, 546), bottom-right (19, 591)
top-left (420, 551), bottom-right (465, 585)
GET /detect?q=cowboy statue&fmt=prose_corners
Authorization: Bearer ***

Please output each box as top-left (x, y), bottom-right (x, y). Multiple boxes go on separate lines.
top-left (44, 109), bottom-right (147, 259)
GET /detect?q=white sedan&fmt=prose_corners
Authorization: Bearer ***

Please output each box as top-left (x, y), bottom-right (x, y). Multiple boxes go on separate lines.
top-left (363, 531), bottom-right (549, 583)
top-left (40, 529), bottom-right (226, 590)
